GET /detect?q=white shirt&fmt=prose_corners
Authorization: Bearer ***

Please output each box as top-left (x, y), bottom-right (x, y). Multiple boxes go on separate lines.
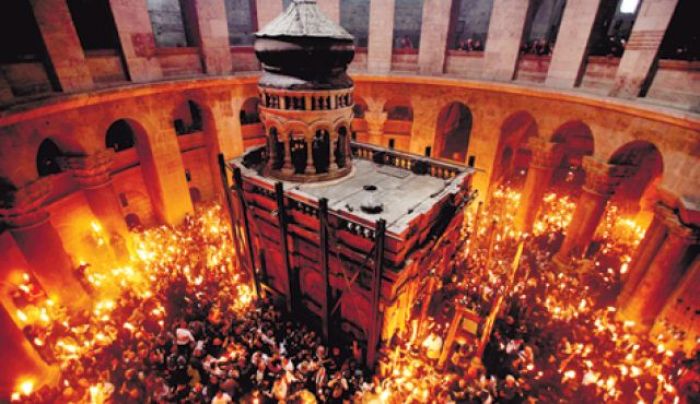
top-left (211, 392), bottom-right (232, 404)
top-left (176, 328), bottom-right (195, 345)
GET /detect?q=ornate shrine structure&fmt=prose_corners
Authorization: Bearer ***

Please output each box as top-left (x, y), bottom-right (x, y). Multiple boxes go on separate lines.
top-left (225, 0), bottom-right (476, 365)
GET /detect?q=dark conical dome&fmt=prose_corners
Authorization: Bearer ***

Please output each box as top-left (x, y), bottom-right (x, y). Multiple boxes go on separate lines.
top-left (254, 0), bottom-right (355, 90)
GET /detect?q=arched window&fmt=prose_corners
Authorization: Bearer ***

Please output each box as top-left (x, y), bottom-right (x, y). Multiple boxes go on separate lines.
top-left (240, 98), bottom-right (261, 125)
top-left (106, 120), bottom-right (136, 152)
top-left (174, 100), bottom-right (203, 135)
top-left (436, 102), bottom-right (472, 162)
top-left (290, 135), bottom-right (308, 174)
top-left (312, 129), bottom-right (330, 173)
top-left (551, 121), bottom-right (594, 190)
top-left (36, 139), bottom-right (63, 177)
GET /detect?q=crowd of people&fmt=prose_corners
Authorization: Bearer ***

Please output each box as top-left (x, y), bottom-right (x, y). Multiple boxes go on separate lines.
top-left (8, 187), bottom-right (700, 403)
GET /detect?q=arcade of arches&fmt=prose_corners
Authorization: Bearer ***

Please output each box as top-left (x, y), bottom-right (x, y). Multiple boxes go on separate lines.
top-left (0, 0), bottom-right (698, 402)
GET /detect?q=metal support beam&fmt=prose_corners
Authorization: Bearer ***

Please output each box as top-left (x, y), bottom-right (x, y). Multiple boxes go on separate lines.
top-left (319, 198), bottom-right (332, 342)
top-left (275, 181), bottom-right (296, 313)
top-left (366, 218), bottom-right (386, 367)
top-left (232, 166), bottom-right (261, 298)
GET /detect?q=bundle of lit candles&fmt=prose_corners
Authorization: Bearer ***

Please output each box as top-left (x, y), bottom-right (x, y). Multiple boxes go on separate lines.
top-left (8, 188), bottom-right (695, 402)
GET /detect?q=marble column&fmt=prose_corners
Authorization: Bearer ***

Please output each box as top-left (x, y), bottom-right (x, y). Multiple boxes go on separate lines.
top-left (367, 0), bottom-right (396, 73)
top-left (482, 0), bottom-right (530, 81)
top-left (619, 208), bottom-right (698, 330)
top-left (108, 0), bottom-right (163, 82)
top-left (317, 0), bottom-right (341, 23)
top-left (29, 0), bottom-right (94, 92)
top-left (59, 150), bottom-right (130, 260)
top-left (617, 210), bottom-right (667, 305)
top-left (554, 157), bottom-right (629, 264)
top-left (305, 137), bottom-right (315, 174)
top-left (514, 138), bottom-right (562, 233)
top-left (0, 179), bottom-right (89, 309)
top-left (329, 135), bottom-right (339, 171)
top-left (282, 136), bottom-right (294, 174)
top-left (545, 0), bottom-right (602, 88)
top-left (364, 110), bottom-right (387, 146)
top-left (184, 0), bottom-right (233, 75)
top-left (609, 0), bottom-right (679, 98)
top-left (417, 0), bottom-right (454, 74)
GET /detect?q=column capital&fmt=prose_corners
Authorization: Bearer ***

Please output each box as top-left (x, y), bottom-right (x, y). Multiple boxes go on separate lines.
top-left (527, 137), bottom-right (563, 169)
top-left (581, 157), bottom-right (631, 196)
top-left (655, 203), bottom-right (700, 242)
top-left (58, 150), bottom-right (115, 188)
top-left (0, 178), bottom-right (51, 228)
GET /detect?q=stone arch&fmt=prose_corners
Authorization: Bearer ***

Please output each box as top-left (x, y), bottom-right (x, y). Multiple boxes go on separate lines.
top-left (434, 102), bottom-right (473, 162)
top-left (105, 119), bottom-right (136, 152)
top-left (550, 120), bottom-right (594, 190)
top-left (172, 99), bottom-right (203, 135)
top-left (607, 140), bottom-right (664, 216)
top-left (240, 97), bottom-right (261, 125)
top-left (353, 96), bottom-right (368, 118)
top-left (492, 111), bottom-right (538, 185)
top-left (36, 138), bottom-right (63, 177)
top-left (383, 97), bottom-right (413, 121)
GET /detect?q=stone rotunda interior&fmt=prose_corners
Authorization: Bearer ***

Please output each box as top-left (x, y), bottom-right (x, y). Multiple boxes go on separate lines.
top-left (0, 0), bottom-right (698, 402)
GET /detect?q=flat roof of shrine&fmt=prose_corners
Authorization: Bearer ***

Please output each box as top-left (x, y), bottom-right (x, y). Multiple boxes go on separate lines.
top-left (231, 145), bottom-right (474, 235)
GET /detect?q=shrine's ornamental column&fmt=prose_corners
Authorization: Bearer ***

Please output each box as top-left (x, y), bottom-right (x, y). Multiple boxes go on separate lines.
top-left (182, 0), bottom-right (233, 75)
top-left (481, 0), bottom-right (530, 81)
top-left (545, 0), bottom-right (602, 88)
top-left (610, 0), bottom-right (679, 98)
top-left (59, 151), bottom-right (130, 260)
top-left (29, 0), bottom-right (94, 92)
top-left (417, 0), bottom-right (454, 74)
top-left (108, 0), bottom-right (163, 82)
top-left (554, 157), bottom-right (628, 264)
top-left (367, 0), bottom-right (396, 73)
top-left (619, 206), bottom-right (698, 330)
top-left (514, 138), bottom-right (562, 234)
top-left (0, 179), bottom-right (89, 309)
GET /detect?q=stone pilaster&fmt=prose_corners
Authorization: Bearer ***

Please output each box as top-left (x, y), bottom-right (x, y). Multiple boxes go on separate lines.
top-left (108, 0), bottom-right (163, 82)
top-left (29, 0), bottom-right (94, 92)
top-left (185, 0), bottom-right (233, 75)
top-left (0, 179), bottom-right (90, 308)
top-left (367, 0), bottom-right (396, 73)
top-left (417, 0), bottom-right (454, 74)
top-left (58, 150), bottom-right (130, 259)
top-left (482, 0), bottom-right (530, 81)
top-left (514, 138), bottom-right (562, 233)
top-left (364, 109), bottom-right (387, 146)
top-left (555, 157), bottom-right (630, 263)
top-left (256, 0), bottom-right (285, 29)
top-left (609, 0), bottom-right (679, 98)
top-left (619, 205), bottom-right (699, 330)
top-left (545, 0), bottom-right (602, 88)
top-left (317, 0), bottom-right (341, 23)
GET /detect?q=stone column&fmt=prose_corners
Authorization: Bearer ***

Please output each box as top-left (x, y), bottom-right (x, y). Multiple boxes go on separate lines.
top-left (482, 0), bottom-right (530, 81)
top-left (29, 0), bottom-right (94, 92)
top-left (317, 0), bottom-right (341, 23)
top-left (514, 138), bottom-right (562, 233)
top-left (256, 0), bottom-right (284, 29)
top-left (617, 210), bottom-right (667, 305)
top-left (305, 137), bottom-right (315, 174)
top-left (329, 134), bottom-right (339, 171)
top-left (108, 0), bottom-right (163, 82)
top-left (609, 0), bottom-right (679, 98)
top-left (184, 0), bottom-right (233, 75)
top-left (58, 150), bottom-right (130, 259)
top-left (417, 0), bottom-right (454, 74)
top-left (367, 0), bottom-right (396, 73)
top-left (365, 109), bottom-right (387, 146)
top-left (618, 208), bottom-right (698, 330)
top-left (554, 157), bottom-right (629, 264)
top-left (545, 0), bottom-right (602, 88)
top-left (0, 179), bottom-right (89, 309)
